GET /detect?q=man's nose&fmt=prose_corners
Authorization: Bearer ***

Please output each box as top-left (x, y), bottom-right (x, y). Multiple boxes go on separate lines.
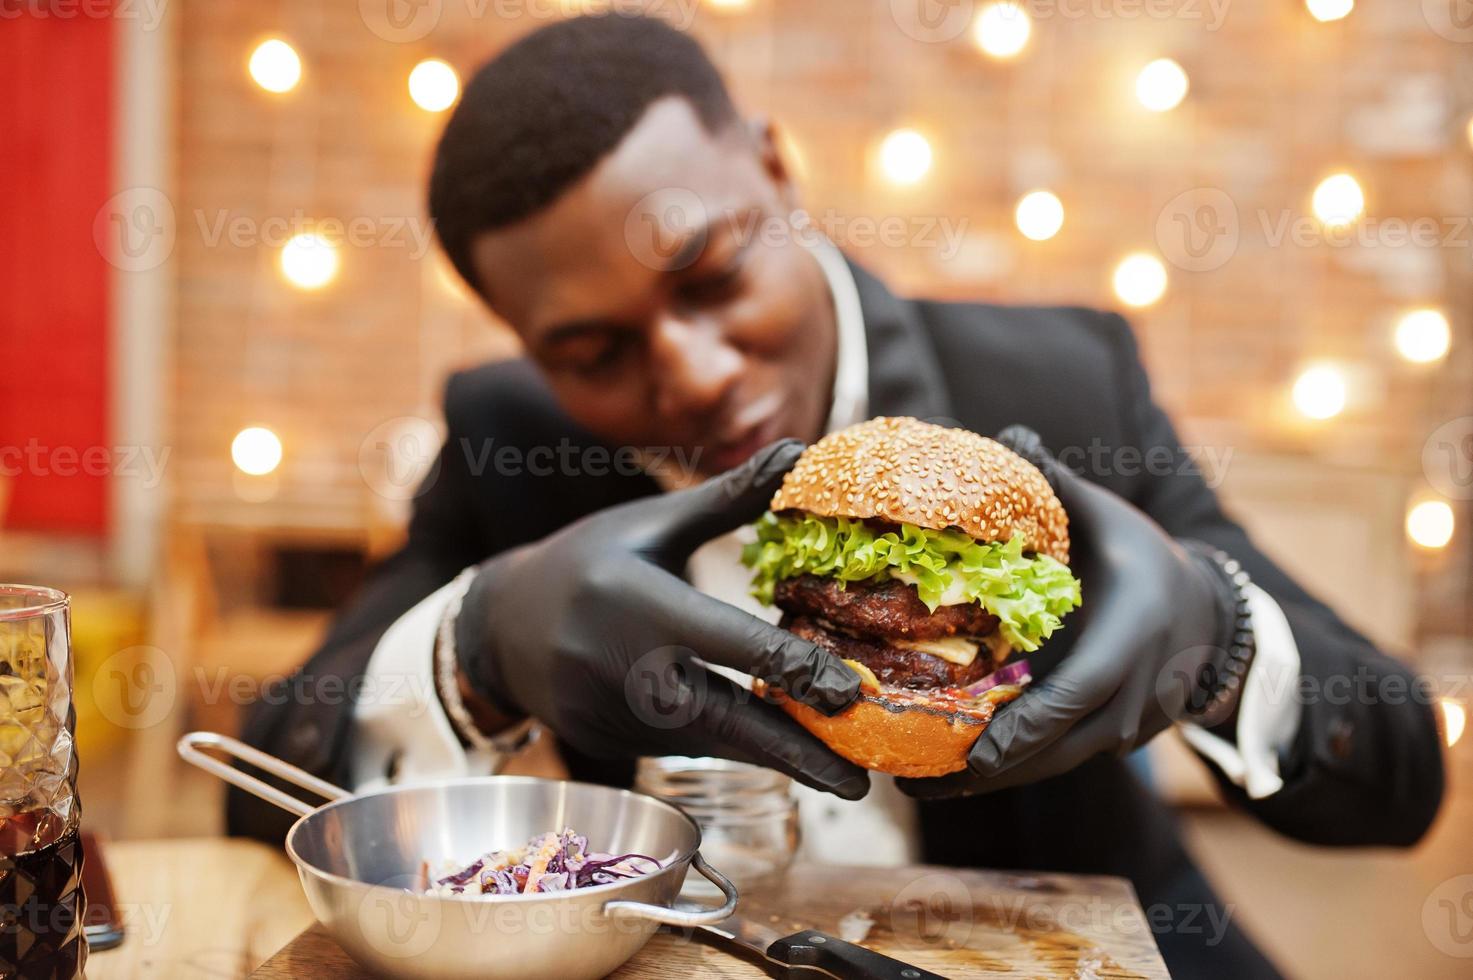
top-left (649, 314), bottom-right (743, 419)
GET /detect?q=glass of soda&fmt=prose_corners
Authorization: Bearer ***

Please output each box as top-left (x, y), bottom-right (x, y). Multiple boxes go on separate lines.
top-left (0, 586), bottom-right (86, 979)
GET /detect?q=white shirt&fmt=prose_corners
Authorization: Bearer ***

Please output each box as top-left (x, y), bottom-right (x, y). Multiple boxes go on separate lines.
top-left (349, 237), bottom-right (1303, 861)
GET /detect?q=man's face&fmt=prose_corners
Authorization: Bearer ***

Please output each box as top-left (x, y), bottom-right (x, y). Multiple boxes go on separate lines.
top-left (468, 97), bottom-right (837, 479)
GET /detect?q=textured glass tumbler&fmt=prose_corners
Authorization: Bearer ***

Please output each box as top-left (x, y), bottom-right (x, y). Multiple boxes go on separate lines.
top-left (0, 586), bottom-right (86, 979)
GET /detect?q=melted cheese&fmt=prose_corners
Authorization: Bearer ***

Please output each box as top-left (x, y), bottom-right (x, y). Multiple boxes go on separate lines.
top-left (890, 569), bottom-right (971, 606)
top-left (892, 636), bottom-right (979, 667)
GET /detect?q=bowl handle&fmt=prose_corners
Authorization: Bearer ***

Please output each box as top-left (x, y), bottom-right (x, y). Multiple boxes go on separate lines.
top-left (602, 851), bottom-right (738, 926)
top-left (177, 730), bottom-right (350, 818)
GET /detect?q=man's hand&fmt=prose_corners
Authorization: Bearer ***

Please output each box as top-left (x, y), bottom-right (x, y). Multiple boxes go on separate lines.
top-left (458, 439), bottom-right (869, 799)
top-left (898, 427), bottom-right (1232, 799)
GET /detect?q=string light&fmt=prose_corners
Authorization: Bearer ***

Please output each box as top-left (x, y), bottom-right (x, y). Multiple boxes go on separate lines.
top-left (1406, 499), bottom-right (1455, 550)
top-left (231, 427), bottom-right (283, 476)
top-left (1441, 699), bottom-right (1467, 748)
top-left (1393, 309), bottom-right (1451, 364)
top-left (973, 3), bottom-right (1031, 60)
top-left (1312, 173), bottom-right (1365, 228)
top-left (248, 39), bottom-right (301, 94)
top-left (280, 233), bottom-right (339, 290)
top-left (878, 129), bottom-right (933, 186)
top-left (1136, 59), bottom-right (1189, 112)
top-left (1291, 365), bottom-right (1347, 420)
top-left (1112, 253), bottom-right (1168, 307)
top-left (1306, 0), bottom-right (1353, 22)
top-left (408, 58), bottom-right (459, 112)
top-left (1015, 191), bottom-right (1065, 241)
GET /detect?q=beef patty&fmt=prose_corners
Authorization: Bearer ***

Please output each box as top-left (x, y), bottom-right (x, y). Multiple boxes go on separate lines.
top-left (783, 615), bottom-right (994, 691)
top-left (773, 574), bottom-right (998, 641)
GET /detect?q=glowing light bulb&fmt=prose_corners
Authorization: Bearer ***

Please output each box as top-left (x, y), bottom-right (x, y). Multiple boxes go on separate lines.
top-left (704, 0), bottom-right (751, 8)
top-left (878, 129), bottom-right (933, 186)
top-left (1406, 499), bottom-right (1455, 549)
top-left (1015, 190), bottom-right (1064, 241)
top-left (1312, 173), bottom-right (1364, 228)
top-left (249, 39), bottom-right (301, 94)
top-left (1112, 253), bottom-right (1168, 307)
top-left (408, 58), bottom-right (459, 112)
top-left (280, 233), bottom-right (339, 290)
top-left (1393, 309), bottom-right (1451, 364)
top-left (973, 3), bottom-right (1031, 60)
top-left (1306, 0), bottom-right (1353, 22)
top-left (1441, 699), bottom-right (1467, 748)
top-left (1291, 365), bottom-right (1347, 420)
top-left (1136, 59), bottom-right (1189, 112)
top-left (231, 427), bottom-right (283, 476)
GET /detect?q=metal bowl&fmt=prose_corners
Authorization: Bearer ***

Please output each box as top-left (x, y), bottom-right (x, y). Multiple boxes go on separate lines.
top-left (180, 732), bottom-right (737, 980)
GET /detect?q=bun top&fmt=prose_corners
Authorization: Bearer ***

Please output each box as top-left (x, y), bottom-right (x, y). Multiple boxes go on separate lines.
top-left (769, 416), bottom-right (1070, 564)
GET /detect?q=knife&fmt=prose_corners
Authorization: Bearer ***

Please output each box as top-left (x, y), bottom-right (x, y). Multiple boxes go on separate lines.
top-left (690, 912), bottom-right (950, 979)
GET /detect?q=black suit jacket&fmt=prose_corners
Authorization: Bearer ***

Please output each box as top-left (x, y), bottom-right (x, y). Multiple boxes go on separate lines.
top-left (230, 262), bottom-right (1443, 977)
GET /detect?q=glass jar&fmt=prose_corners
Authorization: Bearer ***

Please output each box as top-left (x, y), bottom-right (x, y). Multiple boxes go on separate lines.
top-left (0, 585), bottom-right (87, 978)
top-left (635, 756), bottom-right (798, 900)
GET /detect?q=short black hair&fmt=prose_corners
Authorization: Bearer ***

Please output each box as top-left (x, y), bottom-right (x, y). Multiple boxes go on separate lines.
top-left (428, 14), bottom-right (739, 291)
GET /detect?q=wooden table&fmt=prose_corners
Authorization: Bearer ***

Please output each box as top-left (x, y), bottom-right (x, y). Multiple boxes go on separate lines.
top-left (83, 838), bottom-right (314, 979)
top-left (252, 864), bottom-right (1170, 978)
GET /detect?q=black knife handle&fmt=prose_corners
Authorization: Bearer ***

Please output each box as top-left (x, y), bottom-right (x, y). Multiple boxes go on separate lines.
top-left (765, 930), bottom-right (950, 979)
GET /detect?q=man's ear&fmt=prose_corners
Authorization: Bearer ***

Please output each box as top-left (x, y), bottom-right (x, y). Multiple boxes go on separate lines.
top-left (747, 115), bottom-right (800, 209)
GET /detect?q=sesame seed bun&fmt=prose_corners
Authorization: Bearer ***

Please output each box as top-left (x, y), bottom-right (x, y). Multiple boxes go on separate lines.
top-left (769, 416), bottom-right (1070, 564)
top-left (759, 683), bottom-right (1024, 778)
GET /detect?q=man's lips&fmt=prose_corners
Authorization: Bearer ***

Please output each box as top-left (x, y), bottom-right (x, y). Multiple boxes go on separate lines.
top-left (705, 412), bottom-right (783, 472)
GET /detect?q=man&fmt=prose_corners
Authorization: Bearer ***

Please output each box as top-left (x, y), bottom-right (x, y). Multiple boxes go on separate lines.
top-left (229, 15), bottom-right (1443, 977)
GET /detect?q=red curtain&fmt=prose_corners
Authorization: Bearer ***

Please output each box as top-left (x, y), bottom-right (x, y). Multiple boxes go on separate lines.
top-left (0, 10), bottom-right (114, 534)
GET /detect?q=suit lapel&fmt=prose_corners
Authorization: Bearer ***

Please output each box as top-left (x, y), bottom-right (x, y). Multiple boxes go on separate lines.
top-left (848, 259), bottom-right (953, 423)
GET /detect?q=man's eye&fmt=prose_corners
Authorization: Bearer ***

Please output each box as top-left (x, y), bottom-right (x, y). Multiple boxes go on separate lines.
top-left (563, 335), bottom-right (633, 376)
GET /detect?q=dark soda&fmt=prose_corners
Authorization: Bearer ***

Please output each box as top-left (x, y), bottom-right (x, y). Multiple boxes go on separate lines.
top-left (0, 824), bottom-right (86, 979)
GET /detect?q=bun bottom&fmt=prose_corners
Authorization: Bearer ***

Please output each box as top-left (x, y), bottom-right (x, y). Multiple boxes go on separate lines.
top-left (767, 685), bottom-right (1023, 778)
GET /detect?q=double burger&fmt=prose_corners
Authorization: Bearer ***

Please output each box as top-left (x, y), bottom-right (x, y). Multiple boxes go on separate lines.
top-left (742, 417), bottom-right (1082, 777)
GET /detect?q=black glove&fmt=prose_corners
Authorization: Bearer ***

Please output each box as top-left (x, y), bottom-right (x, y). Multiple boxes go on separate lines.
top-left (898, 426), bottom-right (1238, 799)
top-left (457, 439), bottom-right (869, 799)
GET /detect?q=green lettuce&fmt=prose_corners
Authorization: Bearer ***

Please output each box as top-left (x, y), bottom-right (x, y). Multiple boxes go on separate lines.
top-left (741, 512), bottom-right (1082, 652)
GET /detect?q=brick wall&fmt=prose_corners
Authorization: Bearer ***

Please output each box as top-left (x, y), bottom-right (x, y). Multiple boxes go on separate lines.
top-left (171, 1), bottom-right (1470, 643)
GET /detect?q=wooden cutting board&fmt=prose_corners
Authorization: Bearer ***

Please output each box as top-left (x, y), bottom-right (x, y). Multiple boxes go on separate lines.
top-left (251, 863), bottom-right (1170, 978)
